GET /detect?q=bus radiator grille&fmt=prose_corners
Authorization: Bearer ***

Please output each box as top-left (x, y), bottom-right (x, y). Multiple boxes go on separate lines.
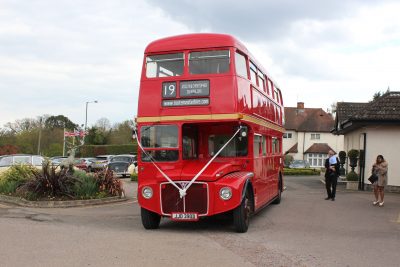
top-left (160, 182), bottom-right (208, 215)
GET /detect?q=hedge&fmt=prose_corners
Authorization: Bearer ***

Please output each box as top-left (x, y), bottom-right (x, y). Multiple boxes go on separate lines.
top-left (130, 172), bottom-right (138, 182)
top-left (283, 168), bottom-right (321, 176)
top-left (79, 144), bottom-right (138, 157)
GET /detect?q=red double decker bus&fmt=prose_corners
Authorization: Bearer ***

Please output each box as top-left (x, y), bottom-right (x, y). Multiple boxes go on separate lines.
top-left (136, 33), bottom-right (284, 232)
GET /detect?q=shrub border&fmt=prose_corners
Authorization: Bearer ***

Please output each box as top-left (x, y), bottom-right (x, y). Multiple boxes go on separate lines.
top-left (283, 168), bottom-right (321, 176)
top-left (0, 194), bottom-right (127, 208)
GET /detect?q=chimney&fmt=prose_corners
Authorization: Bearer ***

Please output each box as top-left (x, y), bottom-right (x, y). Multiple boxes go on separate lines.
top-left (297, 102), bottom-right (304, 109)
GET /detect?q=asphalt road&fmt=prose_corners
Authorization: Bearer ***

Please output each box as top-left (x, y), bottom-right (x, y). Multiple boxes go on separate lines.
top-left (0, 176), bottom-right (399, 267)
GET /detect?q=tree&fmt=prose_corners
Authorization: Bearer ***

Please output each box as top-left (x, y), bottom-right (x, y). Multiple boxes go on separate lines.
top-left (43, 143), bottom-right (63, 157)
top-left (45, 115), bottom-right (78, 130)
top-left (95, 118), bottom-right (111, 132)
top-left (0, 145), bottom-right (19, 155)
top-left (85, 127), bottom-right (107, 145)
top-left (0, 115), bottom-right (78, 156)
top-left (372, 87), bottom-right (390, 101)
top-left (4, 117), bottom-right (42, 134)
top-left (108, 120), bottom-right (134, 144)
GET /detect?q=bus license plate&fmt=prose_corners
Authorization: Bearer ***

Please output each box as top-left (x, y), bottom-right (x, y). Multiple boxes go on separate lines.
top-left (171, 212), bottom-right (199, 221)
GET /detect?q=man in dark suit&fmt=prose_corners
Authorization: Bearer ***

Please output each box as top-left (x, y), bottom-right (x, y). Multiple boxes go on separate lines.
top-left (325, 150), bottom-right (339, 201)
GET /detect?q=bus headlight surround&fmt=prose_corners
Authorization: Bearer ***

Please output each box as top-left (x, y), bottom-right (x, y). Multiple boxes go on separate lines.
top-left (142, 186), bottom-right (153, 199)
top-left (219, 187), bottom-right (232, 200)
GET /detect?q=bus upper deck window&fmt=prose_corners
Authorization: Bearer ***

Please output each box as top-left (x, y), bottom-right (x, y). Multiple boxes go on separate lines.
top-left (189, 50), bottom-right (230, 75)
top-left (146, 53), bottom-right (184, 78)
top-left (235, 52), bottom-right (247, 78)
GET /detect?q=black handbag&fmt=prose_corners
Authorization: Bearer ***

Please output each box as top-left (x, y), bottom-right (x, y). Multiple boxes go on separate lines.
top-left (368, 173), bottom-right (378, 184)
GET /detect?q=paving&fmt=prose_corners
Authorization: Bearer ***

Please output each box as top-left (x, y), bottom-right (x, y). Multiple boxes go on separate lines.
top-left (0, 176), bottom-right (398, 267)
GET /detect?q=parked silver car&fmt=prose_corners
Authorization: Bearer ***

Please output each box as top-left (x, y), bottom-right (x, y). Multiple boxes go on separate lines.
top-left (289, 160), bottom-right (311, 169)
top-left (88, 155), bottom-right (114, 172)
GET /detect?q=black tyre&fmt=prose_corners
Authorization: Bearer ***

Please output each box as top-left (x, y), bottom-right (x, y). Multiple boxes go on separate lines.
top-left (272, 178), bottom-right (282, 205)
top-left (233, 189), bottom-right (251, 233)
top-left (87, 166), bottom-right (92, 173)
top-left (141, 207), bottom-right (161, 229)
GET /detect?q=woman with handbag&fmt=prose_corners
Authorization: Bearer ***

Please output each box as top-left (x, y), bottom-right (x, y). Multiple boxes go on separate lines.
top-left (372, 155), bottom-right (388, 207)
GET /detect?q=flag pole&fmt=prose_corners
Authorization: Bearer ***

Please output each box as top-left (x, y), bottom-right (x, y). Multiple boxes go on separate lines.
top-left (63, 128), bottom-right (66, 156)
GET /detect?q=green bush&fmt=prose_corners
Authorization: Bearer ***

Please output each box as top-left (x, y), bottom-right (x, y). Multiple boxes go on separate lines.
top-left (130, 172), bottom-right (138, 182)
top-left (0, 164), bottom-right (36, 183)
top-left (18, 161), bottom-right (77, 199)
top-left (347, 149), bottom-right (359, 159)
top-left (0, 165), bottom-right (36, 194)
top-left (0, 180), bottom-right (19, 194)
top-left (346, 171), bottom-right (358, 181)
top-left (73, 171), bottom-right (99, 199)
top-left (284, 168), bottom-right (321, 176)
top-left (338, 151), bottom-right (346, 164)
top-left (94, 169), bottom-right (124, 197)
top-left (0, 162), bottom-right (122, 200)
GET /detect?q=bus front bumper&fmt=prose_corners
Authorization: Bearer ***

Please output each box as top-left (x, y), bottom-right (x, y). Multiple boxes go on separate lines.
top-left (138, 174), bottom-right (251, 218)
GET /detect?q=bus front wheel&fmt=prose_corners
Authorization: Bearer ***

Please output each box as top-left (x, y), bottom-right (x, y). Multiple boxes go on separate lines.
top-left (272, 177), bottom-right (282, 205)
top-left (141, 207), bottom-right (161, 229)
top-left (233, 189), bottom-right (251, 233)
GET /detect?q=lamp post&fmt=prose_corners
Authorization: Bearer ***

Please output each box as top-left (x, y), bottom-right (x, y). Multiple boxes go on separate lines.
top-left (85, 100), bottom-right (98, 132)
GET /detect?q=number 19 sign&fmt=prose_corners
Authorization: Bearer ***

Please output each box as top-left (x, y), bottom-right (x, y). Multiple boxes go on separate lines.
top-left (162, 82), bottom-right (177, 98)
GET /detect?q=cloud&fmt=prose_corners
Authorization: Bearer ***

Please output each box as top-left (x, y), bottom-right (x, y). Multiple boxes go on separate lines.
top-left (0, 0), bottom-right (191, 126)
top-left (1, 0), bottom-right (400, 128)
top-left (146, 0), bottom-right (388, 40)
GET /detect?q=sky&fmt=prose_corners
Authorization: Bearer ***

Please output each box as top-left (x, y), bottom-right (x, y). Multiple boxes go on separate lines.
top-left (1, 0), bottom-right (400, 128)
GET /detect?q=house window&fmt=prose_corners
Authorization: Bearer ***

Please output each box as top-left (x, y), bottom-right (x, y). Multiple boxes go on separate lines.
top-left (311, 133), bottom-right (320, 140)
top-left (307, 153), bottom-right (326, 167)
top-left (283, 133), bottom-right (292, 139)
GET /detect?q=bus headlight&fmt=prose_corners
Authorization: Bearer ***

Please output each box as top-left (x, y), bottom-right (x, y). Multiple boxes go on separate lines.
top-left (142, 186), bottom-right (153, 199)
top-left (219, 187), bottom-right (232, 200)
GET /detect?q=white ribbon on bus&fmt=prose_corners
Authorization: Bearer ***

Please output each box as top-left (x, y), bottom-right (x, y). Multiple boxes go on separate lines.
top-left (134, 126), bottom-right (242, 199)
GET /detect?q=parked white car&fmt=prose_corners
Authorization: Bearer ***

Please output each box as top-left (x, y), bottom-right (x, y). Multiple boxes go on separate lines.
top-left (0, 154), bottom-right (44, 174)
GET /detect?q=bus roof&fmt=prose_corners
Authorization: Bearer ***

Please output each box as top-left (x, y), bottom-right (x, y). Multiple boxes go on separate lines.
top-left (144, 33), bottom-right (249, 54)
top-left (143, 33), bottom-right (282, 94)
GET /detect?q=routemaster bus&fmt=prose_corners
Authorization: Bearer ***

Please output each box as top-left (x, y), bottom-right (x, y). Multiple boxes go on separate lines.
top-left (135, 33), bottom-right (284, 232)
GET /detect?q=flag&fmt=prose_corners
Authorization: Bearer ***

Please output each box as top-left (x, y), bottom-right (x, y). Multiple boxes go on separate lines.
top-left (64, 131), bottom-right (87, 137)
top-left (64, 131), bottom-right (75, 137)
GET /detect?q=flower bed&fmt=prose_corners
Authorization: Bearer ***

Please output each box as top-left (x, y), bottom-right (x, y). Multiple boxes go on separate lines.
top-left (0, 161), bottom-right (124, 201)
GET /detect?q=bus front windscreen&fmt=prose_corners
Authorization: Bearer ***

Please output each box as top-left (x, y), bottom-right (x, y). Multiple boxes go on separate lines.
top-left (140, 125), bottom-right (179, 162)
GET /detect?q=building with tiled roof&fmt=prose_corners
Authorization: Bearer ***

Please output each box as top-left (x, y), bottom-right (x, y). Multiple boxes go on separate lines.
top-left (283, 102), bottom-right (344, 167)
top-left (333, 92), bottom-right (400, 190)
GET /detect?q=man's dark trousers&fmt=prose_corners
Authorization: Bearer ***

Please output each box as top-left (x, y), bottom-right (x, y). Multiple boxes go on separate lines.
top-left (325, 173), bottom-right (338, 199)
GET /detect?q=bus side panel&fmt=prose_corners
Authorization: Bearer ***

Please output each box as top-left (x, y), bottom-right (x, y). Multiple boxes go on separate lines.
top-left (236, 77), bottom-right (252, 114)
